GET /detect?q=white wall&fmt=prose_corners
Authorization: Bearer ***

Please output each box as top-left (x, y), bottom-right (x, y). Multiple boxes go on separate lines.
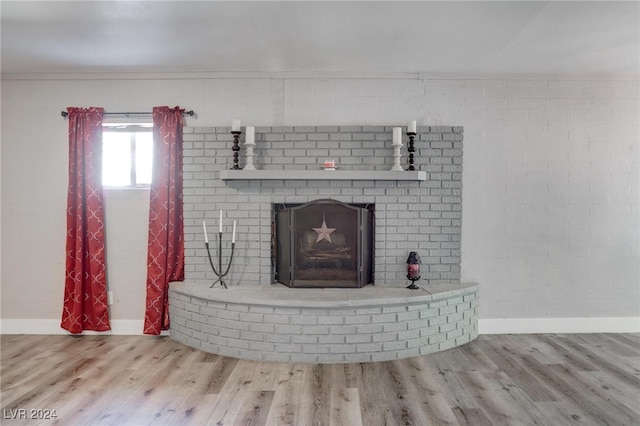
top-left (1, 73), bottom-right (638, 333)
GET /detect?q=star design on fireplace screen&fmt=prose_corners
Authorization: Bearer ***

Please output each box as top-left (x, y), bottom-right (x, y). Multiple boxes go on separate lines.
top-left (312, 215), bottom-right (336, 243)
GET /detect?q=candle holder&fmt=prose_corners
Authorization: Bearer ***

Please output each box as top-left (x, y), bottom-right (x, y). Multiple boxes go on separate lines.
top-left (243, 139), bottom-right (256, 170)
top-left (406, 251), bottom-right (421, 290)
top-left (406, 132), bottom-right (417, 171)
top-left (205, 232), bottom-right (235, 288)
top-left (230, 131), bottom-right (242, 170)
top-left (390, 141), bottom-right (404, 171)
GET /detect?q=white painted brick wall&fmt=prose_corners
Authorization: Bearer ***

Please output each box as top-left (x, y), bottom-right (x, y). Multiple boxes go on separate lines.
top-left (183, 126), bottom-right (464, 287)
top-left (457, 78), bottom-right (639, 319)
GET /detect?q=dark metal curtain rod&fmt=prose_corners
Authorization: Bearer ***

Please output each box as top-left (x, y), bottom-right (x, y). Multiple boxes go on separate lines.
top-left (60, 110), bottom-right (195, 118)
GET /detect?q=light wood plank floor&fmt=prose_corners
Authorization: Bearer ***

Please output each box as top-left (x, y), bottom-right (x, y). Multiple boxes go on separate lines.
top-left (1, 333), bottom-right (639, 425)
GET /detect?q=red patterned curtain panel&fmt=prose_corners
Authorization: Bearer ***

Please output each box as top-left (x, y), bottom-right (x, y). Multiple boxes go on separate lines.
top-left (143, 106), bottom-right (185, 335)
top-left (61, 107), bottom-right (111, 333)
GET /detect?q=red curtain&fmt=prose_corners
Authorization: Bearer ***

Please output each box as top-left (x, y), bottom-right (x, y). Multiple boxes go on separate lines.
top-left (61, 107), bottom-right (111, 333)
top-left (143, 106), bottom-right (185, 334)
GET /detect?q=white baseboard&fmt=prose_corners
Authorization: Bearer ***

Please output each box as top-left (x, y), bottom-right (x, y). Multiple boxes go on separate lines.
top-left (479, 317), bottom-right (640, 334)
top-left (0, 319), bottom-right (169, 336)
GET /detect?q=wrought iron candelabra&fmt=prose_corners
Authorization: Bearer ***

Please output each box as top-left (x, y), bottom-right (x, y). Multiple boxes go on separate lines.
top-left (205, 233), bottom-right (235, 288)
top-left (231, 130), bottom-right (242, 170)
top-left (406, 132), bottom-right (417, 171)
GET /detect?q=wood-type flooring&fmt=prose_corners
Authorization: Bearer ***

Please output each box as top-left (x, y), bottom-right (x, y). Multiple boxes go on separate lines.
top-left (1, 333), bottom-right (639, 425)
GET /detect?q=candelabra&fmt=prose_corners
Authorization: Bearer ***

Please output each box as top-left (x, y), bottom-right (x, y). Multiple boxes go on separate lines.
top-left (205, 233), bottom-right (235, 288)
top-left (231, 130), bottom-right (241, 170)
top-left (406, 132), bottom-right (417, 171)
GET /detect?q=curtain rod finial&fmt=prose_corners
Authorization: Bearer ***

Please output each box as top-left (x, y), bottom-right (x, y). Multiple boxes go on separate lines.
top-left (61, 111), bottom-right (69, 118)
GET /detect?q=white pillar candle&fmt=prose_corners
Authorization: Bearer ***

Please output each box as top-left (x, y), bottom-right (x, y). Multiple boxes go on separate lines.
top-left (231, 119), bottom-right (241, 132)
top-left (408, 120), bottom-right (417, 133)
top-left (232, 220), bottom-right (236, 243)
top-left (203, 220), bottom-right (209, 243)
top-left (245, 126), bottom-right (255, 144)
top-left (392, 127), bottom-right (403, 146)
top-left (219, 210), bottom-right (223, 233)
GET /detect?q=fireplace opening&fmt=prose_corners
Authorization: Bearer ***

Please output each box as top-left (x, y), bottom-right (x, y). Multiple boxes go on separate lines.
top-left (273, 199), bottom-right (374, 288)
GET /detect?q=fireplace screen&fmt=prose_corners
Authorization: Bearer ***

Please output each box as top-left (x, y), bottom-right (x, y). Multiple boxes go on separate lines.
top-left (273, 199), bottom-right (374, 288)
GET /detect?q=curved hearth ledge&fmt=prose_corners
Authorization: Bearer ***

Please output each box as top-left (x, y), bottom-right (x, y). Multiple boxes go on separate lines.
top-left (169, 282), bottom-right (479, 364)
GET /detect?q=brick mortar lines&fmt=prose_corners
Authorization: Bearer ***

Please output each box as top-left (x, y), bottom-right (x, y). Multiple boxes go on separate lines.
top-left (169, 289), bottom-right (478, 363)
top-left (183, 125), bottom-right (464, 287)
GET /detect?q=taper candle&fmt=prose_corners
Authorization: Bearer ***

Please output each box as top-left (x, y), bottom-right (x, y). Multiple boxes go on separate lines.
top-left (245, 126), bottom-right (255, 144)
top-left (219, 210), bottom-right (223, 233)
top-left (231, 119), bottom-right (241, 132)
top-left (203, 220), bottom-right (209, 243)
top-left (392, 127), bottom-right (402, 146)
top-left (408, 120), bottom-right (417, 133)
top-left (232, 220), bottom-right (236, 243)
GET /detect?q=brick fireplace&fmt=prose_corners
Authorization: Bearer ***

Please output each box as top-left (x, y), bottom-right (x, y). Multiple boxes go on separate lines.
top-left (172, 125), bottom-right (476, 363)
top-left (182, 125), bottom-right (463, 287)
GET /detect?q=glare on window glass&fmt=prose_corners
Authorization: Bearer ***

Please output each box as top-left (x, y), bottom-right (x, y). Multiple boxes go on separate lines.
top-left (102, 132), bottom-right (132, 186)
top-left (135, 132), bottom-right (153, 185)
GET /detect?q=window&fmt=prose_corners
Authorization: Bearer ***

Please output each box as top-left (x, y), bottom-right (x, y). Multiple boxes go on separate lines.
top-left (102, 125), bottom-right (153, 187)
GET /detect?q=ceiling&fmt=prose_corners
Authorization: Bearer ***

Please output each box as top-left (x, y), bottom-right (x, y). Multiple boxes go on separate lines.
top-left (1, 1), bottom-right (639, 76)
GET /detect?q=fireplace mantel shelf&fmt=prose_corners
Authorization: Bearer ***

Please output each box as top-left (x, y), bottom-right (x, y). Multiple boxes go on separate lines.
top-left (219, 170), bottom-right (427, 181)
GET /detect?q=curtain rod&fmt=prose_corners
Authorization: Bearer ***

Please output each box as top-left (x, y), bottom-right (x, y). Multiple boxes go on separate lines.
top-left (60, 110), bottom-right (195, 118)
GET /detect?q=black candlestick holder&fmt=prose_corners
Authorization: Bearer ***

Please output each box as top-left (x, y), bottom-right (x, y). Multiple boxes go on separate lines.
top-left (231, 130), bottom-right (241, 170)
top-left (205, 232), bottom-right (235, 288)
top-left (406, 132), bottom-right (417, 171)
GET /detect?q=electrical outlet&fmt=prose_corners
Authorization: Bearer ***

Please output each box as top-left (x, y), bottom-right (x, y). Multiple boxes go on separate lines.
top-left (108, 291), bottom-right (114, 305)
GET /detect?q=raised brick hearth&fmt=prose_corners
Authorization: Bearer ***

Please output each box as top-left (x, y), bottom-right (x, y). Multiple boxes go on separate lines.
top-left (169, 282), bottom-right (479, 363)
